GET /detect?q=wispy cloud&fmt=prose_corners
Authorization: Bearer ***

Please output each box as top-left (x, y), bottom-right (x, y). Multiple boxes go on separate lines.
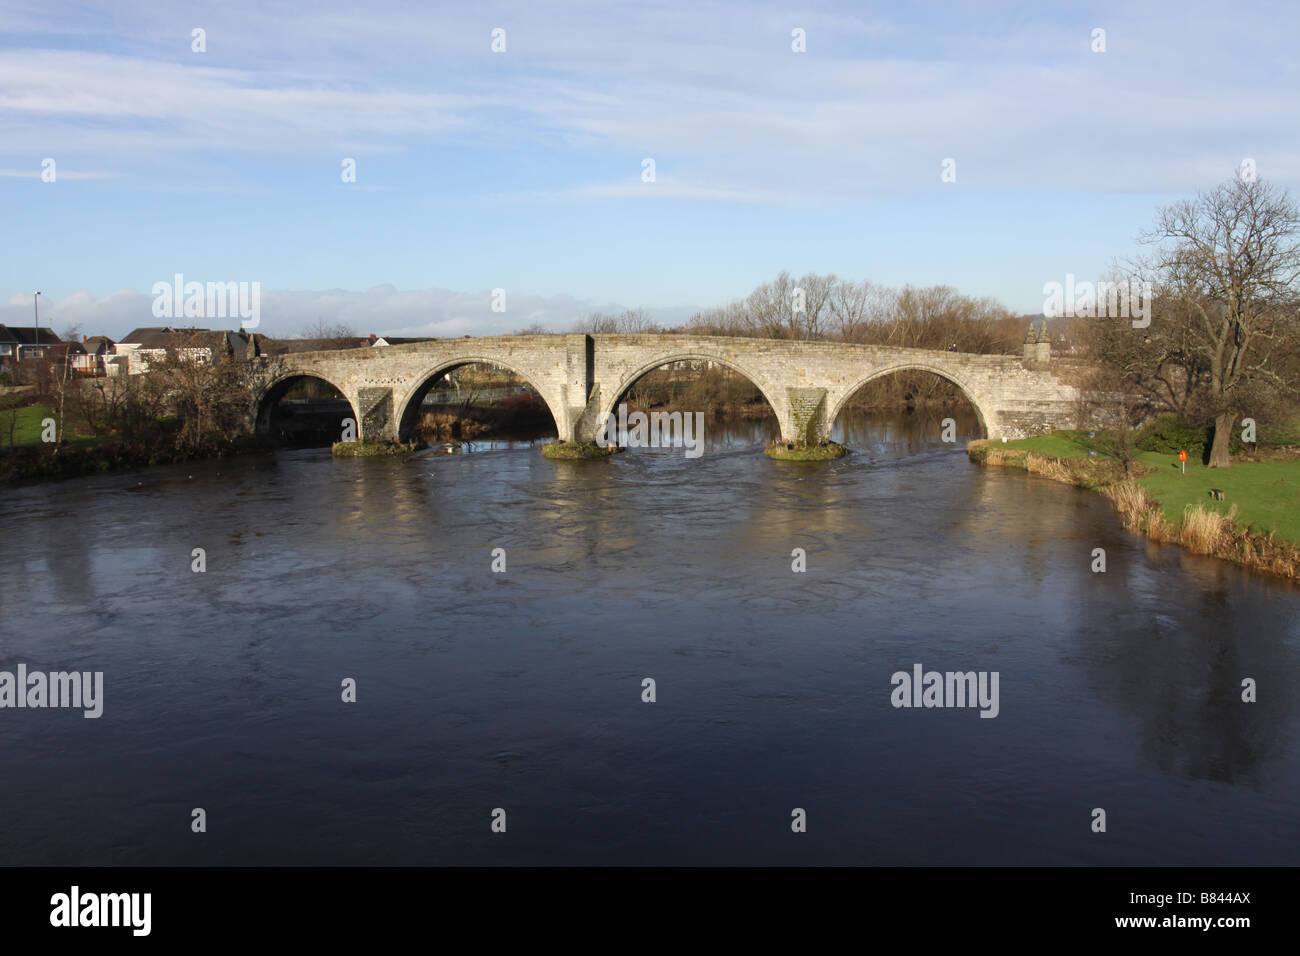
top-left (0, 285), bottom-right (698, 339)
top-left (0, 49), bottom-right (488, 151)
top-left (0, 167), bottom-right (121, 179)
top-left (3, 1), bottom-right (1297, 196)
top-left (495, 179), bottom-right (794, 205)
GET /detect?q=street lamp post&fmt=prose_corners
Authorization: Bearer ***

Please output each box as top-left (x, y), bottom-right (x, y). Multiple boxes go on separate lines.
top-left (28, 291), bottom-right (41, 384)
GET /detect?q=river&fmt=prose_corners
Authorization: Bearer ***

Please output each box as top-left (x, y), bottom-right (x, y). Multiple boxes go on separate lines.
top-left (1, 408), bottom-right (1297, 865)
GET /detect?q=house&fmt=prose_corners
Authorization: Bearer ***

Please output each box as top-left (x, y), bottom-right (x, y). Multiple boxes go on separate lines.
top-left (0, 324), bottom-right (63, 372)
top-left (114, 327), bottom-right (259, 374)
top-left (71, 336), bottom-right (116, 377)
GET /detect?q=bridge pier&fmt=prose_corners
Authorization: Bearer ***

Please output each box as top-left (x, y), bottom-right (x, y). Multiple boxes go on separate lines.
top-left (558, 334), bottom-right (592, 443)
top-left (356, 387), bottom-right (398, 442)
top-left (571, 384), bottom-right (605, 444)
top-left (785, 388), bottom-right (830, 445)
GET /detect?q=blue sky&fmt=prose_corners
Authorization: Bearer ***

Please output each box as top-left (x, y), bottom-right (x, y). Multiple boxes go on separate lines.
top-left (2, 0), bottom-right (1297, 338)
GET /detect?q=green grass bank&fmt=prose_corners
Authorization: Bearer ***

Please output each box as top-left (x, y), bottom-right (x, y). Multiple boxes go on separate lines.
top-left (969, 430), bottom-right (1300, 580)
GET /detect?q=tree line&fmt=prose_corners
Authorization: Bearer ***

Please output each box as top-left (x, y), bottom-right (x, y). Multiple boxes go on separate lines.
top-left (564, 281), bottom-right (1029, 354)
top-left (566, 176), bottom-right (1300, 467)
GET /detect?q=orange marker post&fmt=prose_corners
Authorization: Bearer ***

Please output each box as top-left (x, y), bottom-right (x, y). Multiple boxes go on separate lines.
top-left (1179, 449), bottom-right (1187, 474)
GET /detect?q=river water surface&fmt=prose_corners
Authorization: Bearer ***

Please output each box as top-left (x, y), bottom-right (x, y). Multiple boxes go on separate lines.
top-left (1, 409), bottom-right (1298, 865)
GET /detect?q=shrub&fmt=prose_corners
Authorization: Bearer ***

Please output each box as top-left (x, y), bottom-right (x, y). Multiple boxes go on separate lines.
top-left (1134, 414), bottom-right (1208, 455)
top-left (1134, 414), bottom-right (1250, 456)
top-left (1256, 417), bottom-right (1300, 447)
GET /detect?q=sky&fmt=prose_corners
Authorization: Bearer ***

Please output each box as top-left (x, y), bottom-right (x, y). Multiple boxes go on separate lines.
top-left (1, 0), bottom-right (1297, 340)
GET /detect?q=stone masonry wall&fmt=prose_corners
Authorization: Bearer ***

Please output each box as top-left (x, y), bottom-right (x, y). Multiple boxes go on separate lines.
top-left (259, 334), bottom-right (1082, 444)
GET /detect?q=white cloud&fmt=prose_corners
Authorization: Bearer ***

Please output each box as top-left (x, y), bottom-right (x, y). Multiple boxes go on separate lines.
top-left (0, 167), bottom-right (121, 179)
top-left (497, 179), bottom-right (793, 204)
top-left (0, 50), bottom-right (488, 153)
top-left (0, 1), bottom-right (1296, 196)
top-left (0, 285), bottom-right (697, 339)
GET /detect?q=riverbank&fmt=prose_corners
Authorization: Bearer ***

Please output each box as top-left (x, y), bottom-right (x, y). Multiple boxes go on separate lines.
top-left (0, 403), bottom-right (61, 446)
top-left (413, 392), bottom-right (556, 442)
top-left (969, 433), bottom-right (1300, 581)
top-left (0, 434), bottom-right (276, 484)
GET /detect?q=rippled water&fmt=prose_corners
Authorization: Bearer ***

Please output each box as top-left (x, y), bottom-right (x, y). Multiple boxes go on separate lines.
top-left (1, 409), bottom-right (1297, 865)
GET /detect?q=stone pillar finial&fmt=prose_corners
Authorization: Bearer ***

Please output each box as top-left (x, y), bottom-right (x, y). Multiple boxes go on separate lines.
top-left (1034, 322), bottom-right (1051, 360)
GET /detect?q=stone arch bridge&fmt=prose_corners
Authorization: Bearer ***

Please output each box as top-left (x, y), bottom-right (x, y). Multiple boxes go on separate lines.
top-left (255, 334), bottom-right (1083, 445)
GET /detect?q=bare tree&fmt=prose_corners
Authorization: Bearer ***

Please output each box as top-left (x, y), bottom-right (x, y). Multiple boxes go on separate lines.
top-left (146, 349), bottom-right (287, 452)
top-left (687, 300), bottom-right (752, 337)
top-left (302, 320), bottom-right (357, 350)
top-left (1137, 177), bottom-right (1300, 466)
top-left (828, 279), bottom-right (889, 342)
top-left (62, 366), bottom-right (170, 442)
top-left (744, 271), bottom-right (798, 338)
top-left (684, 272), bottom-right (1023, 351)
top-left (793, 272), bottom-right (836, 340)
top-left (1083, 266), bottom-right (1205, 421)
top-left (1074, 360), bottom-right (1149, 475)
top-left (2, 396), bottom-right (18, 447)
top-left (575, 312), bottom-right (619, 334)
top-left (574, 309), bottom-right (661, 334)
top-left (616, 308), bottom-right (660, 334)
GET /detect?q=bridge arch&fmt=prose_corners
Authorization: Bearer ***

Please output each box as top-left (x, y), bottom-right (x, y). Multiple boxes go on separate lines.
top-left (255, 371), bottom-right (357, 440)
top-left (395, 357), bottom-right (564, 442)
top-left (827, 362), bottom-right (993, 439)
top-left (598, 351), bottom-right (784, 433)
